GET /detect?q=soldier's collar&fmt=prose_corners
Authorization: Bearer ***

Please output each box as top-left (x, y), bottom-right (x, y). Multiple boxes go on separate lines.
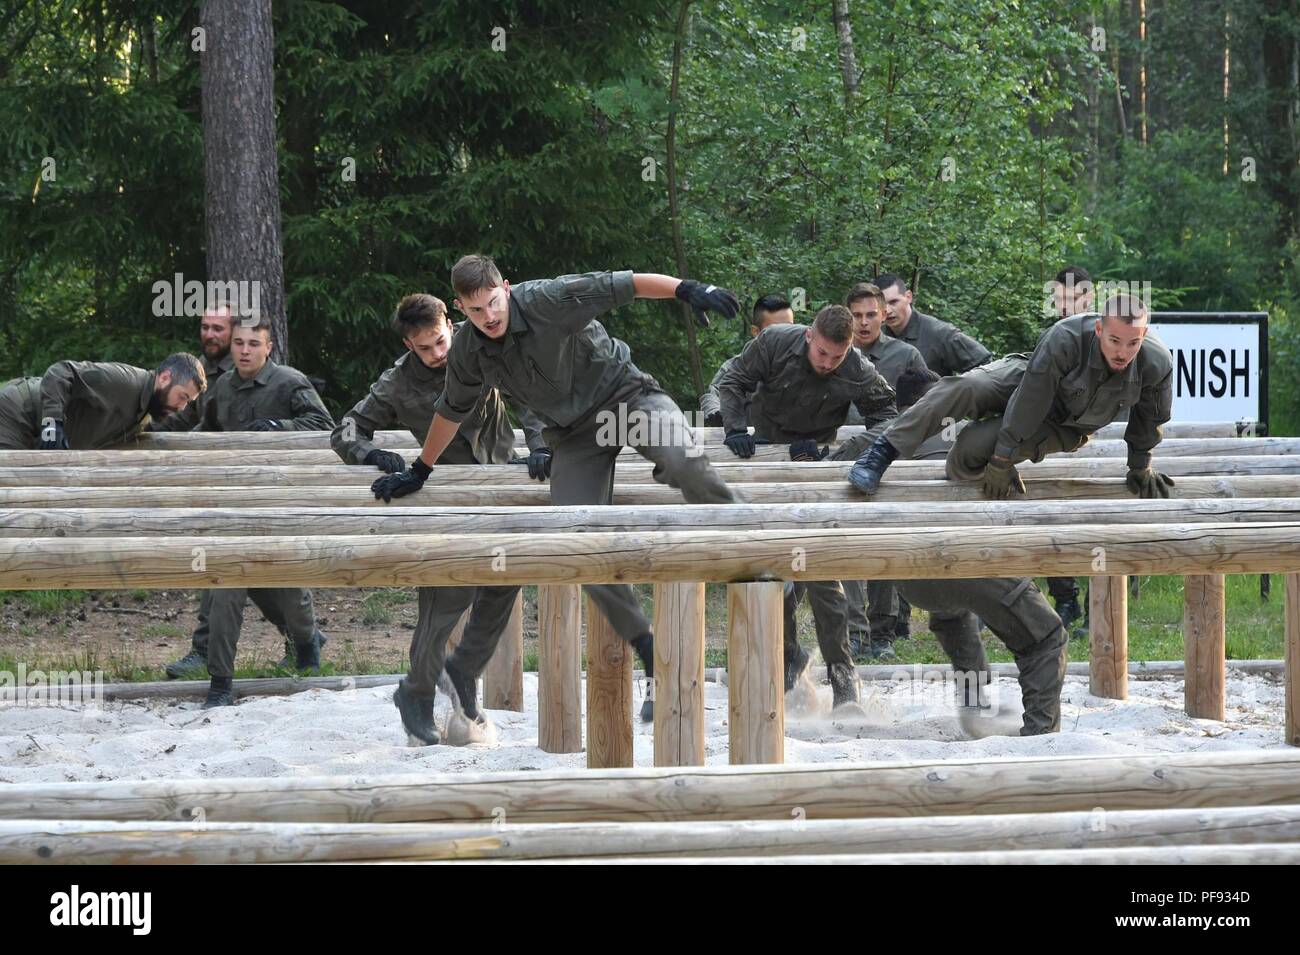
top-left (235, 359), bottom-right (277, 386)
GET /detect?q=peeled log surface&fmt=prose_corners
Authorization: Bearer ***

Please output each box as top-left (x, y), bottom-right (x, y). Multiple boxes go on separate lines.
top-left (1, 522), bottom-right (1299, 590)
top-left (6, 499), bottom-right (1300, 539)
top-left (5, 804), bottom-right (1300, 864)
top-left (4, 750), bottom-right (1299, 824)
top-left (1, 475), bottom-right (1297, 509)
top-left (0, 454), bottom-right (1294, 488)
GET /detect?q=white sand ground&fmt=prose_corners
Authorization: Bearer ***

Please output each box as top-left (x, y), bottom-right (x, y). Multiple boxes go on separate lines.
top-left (0, 671), bottom-right (1286, 785)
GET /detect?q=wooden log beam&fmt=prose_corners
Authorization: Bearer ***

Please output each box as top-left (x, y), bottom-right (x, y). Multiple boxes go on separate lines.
top-left (8, 499), bottom-right (1300, 539)
top-left (483, 592), bottom-right (524, 712)
top-left (1, 453), bottom-right (1294, 488)
top-left (2, 523), bottom-right (1299, 591)
top-left (584, 593), bottom-right (633, 769)
top-left (5, 804), bottom-right (1300, 864)
top-left (1, 475), bottom-right (1297, 509)
top-left (1184, 575), bottom-right (1227, 721)
top-left (112, 420), bottom-right (1249, 452)
top-left (727, 582), bottom-right (785, 766)
top-left (1090, 576), bottom-right (1129, 700)
top-left (1287, 573), bottom-right (1300, 748)
top-left (537, 585), bottom-right (582, 755)
top-left (653, 582), bottom-right (706, 768)
top-left (5, 750), bottom-right (1299, 823)
top-left (527, 845), bottom-right (1300, 864)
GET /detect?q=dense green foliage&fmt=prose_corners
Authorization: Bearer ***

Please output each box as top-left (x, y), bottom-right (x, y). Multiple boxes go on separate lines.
top-left (1, 1), bottom-right (1295, 431)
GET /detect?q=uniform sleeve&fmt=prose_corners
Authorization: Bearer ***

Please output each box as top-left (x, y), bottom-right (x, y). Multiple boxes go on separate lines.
top-left (698, 358), bottom-right (731, 421)
top-left (1124, 364), bottom-right (1173, 470)
top-left (434, 337), bottom-right (487, 424)
top-left (523, 270), bottom-right (637, 334)
top-left (280, 378), bottom-right (335, 431)
top-left (717, 342), bottom-right (769, 434)
top-left (995, 333), bottom-right (1070, 459)
top-left (332, 371), bottom-right (400, 464)
top-left (38, 360), bottom-right (87, 422)
top-left (944, 327), bottom-right (992, 374)
top-left (516, 404), bottom-right (549, 452)
top-left (851, 362), bottom-right (899, 438)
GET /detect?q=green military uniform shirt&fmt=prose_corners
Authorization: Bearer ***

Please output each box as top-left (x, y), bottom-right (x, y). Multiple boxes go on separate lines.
top-left (846, 334), bottom-right (929, 425)
top-left (886, 309), bottom-right (990, 377)
top-left (333, 324), bottom-right (542, 467)
top-left (997, 313), bottom-right (1173, 469)
top-left (197, 360), bottom-right (334, 431)
top-left (716, 323), bottom-right (898, 443)
top-left (150, 352), bottom-right (234, 432)
top-left (0, 361), bottom-right (157, 449)
top-left (437, 270), bottom-right (645, 431)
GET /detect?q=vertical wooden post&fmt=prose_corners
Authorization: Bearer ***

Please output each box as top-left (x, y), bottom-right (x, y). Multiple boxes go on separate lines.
top-left (483, 591), bottom-right (524, 712)
top-left (1183, 574), bottom-right (1226, 720)
top-left (727, 582), bottom-right (784, 765)
top-left (585, 592), bottom-right (633, 769)
top-left (1089, 575), bottom-right (1128, 700)
top-left (652, 582), bottom-right (706, 768)
top-left (1286, 573), bottom-right (1300, 747)
top-left (537, 585), bottom-right (582, 754)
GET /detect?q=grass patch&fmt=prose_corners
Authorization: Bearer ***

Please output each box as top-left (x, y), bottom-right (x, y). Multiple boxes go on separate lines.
top-left (0, 589), bottom-right (87, 615)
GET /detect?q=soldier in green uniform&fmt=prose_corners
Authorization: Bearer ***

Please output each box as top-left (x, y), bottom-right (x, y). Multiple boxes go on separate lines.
top-left (876, 272), bottom-right (991, 377)
top-left (835, 282), bottom-right (930, 659)
top-left (894, 577), bottom-right (1068, 736)
top-left (333, 293), bottom-right (540, 744)
top-left (369, 256), bottom-right (742, 724)
top-left (162, 314), bottom-right (335, 707)
top-left (0, 355), bottom-right (205, 450)
top-left (717, 305), bottom-right (898, 708)
top-left (699, 294), bottom-right (795, 427)
top-left (849, 293), bottom-right (1174, 500)
top-left (151, 301), bottom-right (236, 432)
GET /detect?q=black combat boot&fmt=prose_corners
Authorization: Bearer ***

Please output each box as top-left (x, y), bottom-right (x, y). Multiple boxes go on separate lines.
top-left (166, 649), bottom-right (208, 680)
top-left (783, 643), bottom-right (811, 693)
top-left (202, 675), bottom-right (236, 708)
top-left (828, 662), bottom-right (861, 709)
top-left (848, 436), bottom-right (901, 494)
top-left (393, 679), bottom-right (440, 745)
top-left (278, 630), bottom-right (328, 670)
top-left (441, 657), bottom-right (482, 722)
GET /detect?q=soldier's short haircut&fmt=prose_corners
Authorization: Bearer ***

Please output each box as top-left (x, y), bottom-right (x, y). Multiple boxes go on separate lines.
top-left (752, 294), bottom-right (791, 324)
top-left (1101, 293), bottom-right (1149, 325)
top-left (231, 309), bottom-right (272, 336)
top-left (812, 304), bottom-right (854, 344)
top-left (451, 254), bottom-right (504, 298)
top-left (156, 353), bottom-right (208, 392)
top-left (873, 272), bottom-right (908, 294)
top-left (844, 282), bottom-right (886, 308)
top-left (895, 367), bottom-right (941, 409)
top-left (1054, 264), bottom-right (1092, 288)
top-left (391, 293), bottom-right (448, 338)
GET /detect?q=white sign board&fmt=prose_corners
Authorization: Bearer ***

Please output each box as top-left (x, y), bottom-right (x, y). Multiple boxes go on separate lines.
top-left (1147, 316), bottom-right (1265, 427)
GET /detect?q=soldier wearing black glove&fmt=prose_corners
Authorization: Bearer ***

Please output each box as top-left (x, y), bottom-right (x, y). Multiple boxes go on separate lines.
top-left (364, 449), bottom-right (407, 474)
top-left (675, 279), bottom-right (740, 328)
top-left (39, 419), bottom-right (69, 450)
top-left (789, 438), bottom-right (829, 461)
top-left (371, 457), bottom-right (432, 502)
top-left (725, 429), bottom-right (756, 458)
top-left (526, 446), bottom-right (553, 481)
top-left (247, 419), bottom-right (283, 431)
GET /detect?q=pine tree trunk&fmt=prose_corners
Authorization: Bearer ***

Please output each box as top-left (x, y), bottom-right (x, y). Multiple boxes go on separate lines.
top-left (199, 0), bottom-right (289, 360)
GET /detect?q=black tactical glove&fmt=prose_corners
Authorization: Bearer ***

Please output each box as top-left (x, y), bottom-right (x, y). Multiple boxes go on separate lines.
top-left (789, 439), bottom-right (829, 462)
top-left (675, 279), bottom-right (740, 328)
top-left (371, 457), bottom-right (432, 502)
top-left (39, 419), bottom-right (69, 450)
top-left (364, 449), bottom-right (407, 474)
top-left (703, 410), bottom-right (724, 428)
top-left (724, 429), bottom-right (756, 458)
top-left (526, 447), bottom-right (553, 481)
top-left (247, 419), bottom-right (283, 431)
top-left (1126, 467), bottom-right (1175, 499)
